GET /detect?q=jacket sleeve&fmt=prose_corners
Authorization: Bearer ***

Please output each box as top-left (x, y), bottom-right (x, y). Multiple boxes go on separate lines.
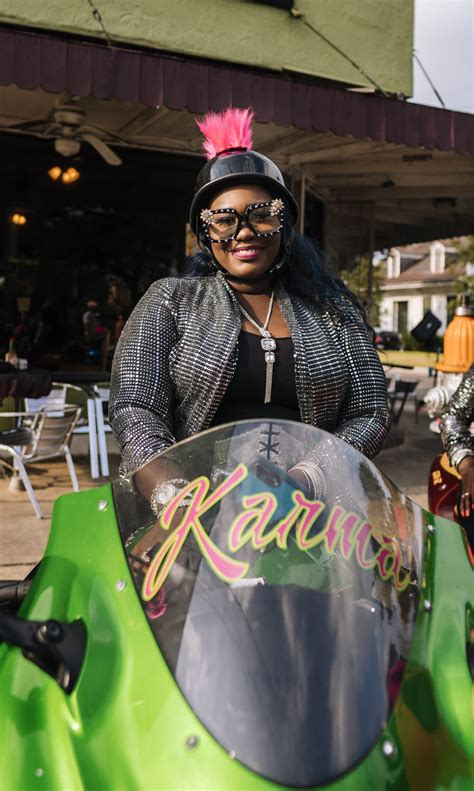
top-left (439, 365), bottom-right (474, 466)
top-left (109, 282), bottom-right (178, 475)
top-left (333, 318), bottom-right (392, 458)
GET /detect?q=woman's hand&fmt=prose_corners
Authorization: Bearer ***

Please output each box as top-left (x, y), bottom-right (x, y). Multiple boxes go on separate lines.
top-left (130, 507), bottom-right (185, 565)
top-left (458, 456), bottom-right (474, 518)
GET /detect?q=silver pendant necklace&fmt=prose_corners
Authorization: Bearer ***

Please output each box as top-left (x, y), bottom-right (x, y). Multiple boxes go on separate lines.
top-left (237, 291), bottom-right (276, 404)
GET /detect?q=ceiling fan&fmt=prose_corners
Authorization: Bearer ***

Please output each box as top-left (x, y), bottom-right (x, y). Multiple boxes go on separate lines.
top-left (8, 102), bottom-right (123, 166)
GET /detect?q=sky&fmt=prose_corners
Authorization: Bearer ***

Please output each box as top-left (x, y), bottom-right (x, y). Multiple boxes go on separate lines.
top-left (410, 0), bottom-right (474, 113)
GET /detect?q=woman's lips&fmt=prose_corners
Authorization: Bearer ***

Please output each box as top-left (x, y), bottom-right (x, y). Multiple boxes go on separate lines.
top-left (231, 246), bottom-right (264, 261)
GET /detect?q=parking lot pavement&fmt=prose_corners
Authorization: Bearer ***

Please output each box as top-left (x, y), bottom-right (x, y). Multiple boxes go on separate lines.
top-left (0, 392), bottom-right (442, 581)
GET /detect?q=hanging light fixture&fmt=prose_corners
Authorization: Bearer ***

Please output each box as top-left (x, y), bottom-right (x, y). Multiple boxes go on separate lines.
top-left (47, 166), bottom-right (80, 184)
top-left (61, 167), bottom-right (80, 184)
top-left (48, 166), bottom-right (62, 181)
top-left (11, 213), bottom-right (27, 225)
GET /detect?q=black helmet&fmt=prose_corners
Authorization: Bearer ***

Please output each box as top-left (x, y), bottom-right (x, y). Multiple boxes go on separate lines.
top-left (189, 109), bottom-right (298, 235)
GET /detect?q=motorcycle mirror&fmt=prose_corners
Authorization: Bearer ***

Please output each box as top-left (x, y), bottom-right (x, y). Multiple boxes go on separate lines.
top-left (0, 614), bottom-right (87, 694)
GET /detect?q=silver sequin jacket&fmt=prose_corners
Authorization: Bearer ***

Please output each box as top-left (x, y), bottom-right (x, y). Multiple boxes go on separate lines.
top-left (440, 364), bottom-right (474, 467)
top-left (109, 273), bottom-right (391, 474)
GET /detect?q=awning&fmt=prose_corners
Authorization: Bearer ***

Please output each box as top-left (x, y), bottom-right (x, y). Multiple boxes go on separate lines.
top-left (1, 26), bottom-right (473, 155)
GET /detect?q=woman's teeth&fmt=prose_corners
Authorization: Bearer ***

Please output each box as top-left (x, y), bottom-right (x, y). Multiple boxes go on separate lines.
top-left (232, 247), bottom-right (262, 259)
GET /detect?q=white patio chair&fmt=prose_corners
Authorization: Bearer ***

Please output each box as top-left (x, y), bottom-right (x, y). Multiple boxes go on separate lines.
top-left (25, 382), bottom-right (100, 480)
top-left (25, 383), bottom-right (67, 416)
top-left (0, 405), bottom-right (82, 519)
top-left (92, 382), bottom-right (112, 477)
top-left (65, 384), bottom-right (101, 480)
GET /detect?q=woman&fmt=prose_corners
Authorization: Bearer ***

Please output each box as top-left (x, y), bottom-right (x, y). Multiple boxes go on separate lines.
top-left (109, 108), bottom-right (391, 511)
top-left (439, 364), bottom-right (474, 537)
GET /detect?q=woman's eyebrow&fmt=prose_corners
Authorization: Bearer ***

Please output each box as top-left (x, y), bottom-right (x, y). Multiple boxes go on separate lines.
top-left (211, 202), bottom-right (270, 212)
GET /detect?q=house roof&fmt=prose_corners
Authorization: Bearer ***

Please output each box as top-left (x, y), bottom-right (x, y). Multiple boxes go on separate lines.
top-left (384, 267), bottom-right (462, 285)
top-left (396, 237), bottom-right (470, 257)
top-left (382, 238), bottom-right (467, 285)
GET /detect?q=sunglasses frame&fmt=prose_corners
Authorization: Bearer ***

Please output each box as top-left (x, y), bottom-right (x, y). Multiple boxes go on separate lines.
top-left (200, 199), bottom-right (284, 244)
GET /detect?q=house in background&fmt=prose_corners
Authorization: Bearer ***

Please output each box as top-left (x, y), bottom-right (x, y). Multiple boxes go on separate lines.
top-left (379, 238), bottom-right (472, 334)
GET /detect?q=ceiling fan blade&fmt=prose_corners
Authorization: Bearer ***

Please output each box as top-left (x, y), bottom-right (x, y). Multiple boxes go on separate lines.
top-left (5, 119), bottom-right (50, 132)
top-left (80, 133), bottom-right (122, 166)
top-left (81, 124), bottom-right (126, 143)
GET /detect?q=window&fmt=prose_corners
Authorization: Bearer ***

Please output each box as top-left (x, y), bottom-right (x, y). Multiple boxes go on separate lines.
top-left (430, 242), bottom-right (445, 273)
top-left (395, 301), bottom-right (408, 334)
top-left (387, 249), bottom-right (401, 279)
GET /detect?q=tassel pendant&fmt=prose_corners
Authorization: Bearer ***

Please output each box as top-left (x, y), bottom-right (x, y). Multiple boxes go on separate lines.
top-left (264, 351), bottom-right (275, 403)
top-left (262, 334), bottom-right (276, 404)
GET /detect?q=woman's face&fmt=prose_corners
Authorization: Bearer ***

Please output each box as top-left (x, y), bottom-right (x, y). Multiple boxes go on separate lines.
top-left (206, 185), bottom-right (282, 281)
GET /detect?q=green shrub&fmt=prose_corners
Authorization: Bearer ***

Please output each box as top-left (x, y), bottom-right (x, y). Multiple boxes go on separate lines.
top-left (402, 332), bottom-right (443, 352)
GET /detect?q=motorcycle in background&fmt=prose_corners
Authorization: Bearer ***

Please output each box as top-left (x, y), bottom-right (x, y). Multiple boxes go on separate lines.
top-left (424, 295), bottom-right (473, 563)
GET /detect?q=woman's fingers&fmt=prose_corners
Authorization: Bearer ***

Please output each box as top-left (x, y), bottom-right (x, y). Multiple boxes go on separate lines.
top-left (460, 491), bottom-right (472, 518)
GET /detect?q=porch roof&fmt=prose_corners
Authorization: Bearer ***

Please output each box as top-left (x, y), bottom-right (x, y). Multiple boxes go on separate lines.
top-left (1, 25), bottom-right (473, 155)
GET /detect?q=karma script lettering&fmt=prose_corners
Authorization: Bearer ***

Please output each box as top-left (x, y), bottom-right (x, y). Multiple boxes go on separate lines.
top-left (141, 463), bottom-right (411, 601)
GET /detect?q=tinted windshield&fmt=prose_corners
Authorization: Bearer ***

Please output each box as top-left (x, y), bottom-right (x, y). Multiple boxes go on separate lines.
top-left (113, 421), bottom-right (424, 787)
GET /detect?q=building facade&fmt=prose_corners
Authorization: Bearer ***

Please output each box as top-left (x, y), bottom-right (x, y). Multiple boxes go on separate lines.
top-left (379, 239), bottom-right (471, 334)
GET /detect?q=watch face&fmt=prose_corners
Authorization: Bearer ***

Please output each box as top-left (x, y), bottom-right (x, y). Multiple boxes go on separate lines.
top-left (155, 483), bottom-right (176, 505)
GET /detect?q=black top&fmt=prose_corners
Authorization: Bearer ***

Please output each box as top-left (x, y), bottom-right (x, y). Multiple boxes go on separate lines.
top-left (211, 331), bottom-right (300, 426)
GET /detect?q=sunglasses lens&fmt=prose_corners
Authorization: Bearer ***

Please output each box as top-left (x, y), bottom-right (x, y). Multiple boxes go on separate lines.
top-left (248, 207), bottom-right (281, 234)
top-left (207, 212), bottom-right (238, 241)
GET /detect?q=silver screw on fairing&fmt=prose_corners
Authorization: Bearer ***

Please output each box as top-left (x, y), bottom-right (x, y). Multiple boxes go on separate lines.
top-left (186, 735), bottom-right (199, 749)
top-left (34, 769), bottom-right (44, 777)
top-left (382, 740), bottom-right (397, 761)
top-left (98, 500), bottom-right (109, 511)
top-left (428, 524), bottom-right (436, 534)
top-left (423, 599), bottom-right (433, 613)
top-left (116, 580), bottom-right (127, 592)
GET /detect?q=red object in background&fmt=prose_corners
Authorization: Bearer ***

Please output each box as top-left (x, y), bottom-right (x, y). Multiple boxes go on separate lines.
top-left (428, 454), bottom-right (474, 565)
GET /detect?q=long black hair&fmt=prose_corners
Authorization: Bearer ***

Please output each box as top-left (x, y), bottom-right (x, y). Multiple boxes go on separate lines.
top-left (184, 215), bottom-right (369, 328)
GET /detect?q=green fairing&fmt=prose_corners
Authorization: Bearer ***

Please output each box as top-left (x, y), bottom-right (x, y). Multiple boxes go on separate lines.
top-left (0, 486), bottom-right (472, 790)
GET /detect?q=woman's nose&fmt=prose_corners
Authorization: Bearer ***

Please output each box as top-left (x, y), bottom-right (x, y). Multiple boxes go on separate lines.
top-left (236, 220), bottom-right (255, 239)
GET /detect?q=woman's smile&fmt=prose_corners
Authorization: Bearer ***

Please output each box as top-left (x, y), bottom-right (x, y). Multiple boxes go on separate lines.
top-left (231, 244), bottom-right (265, 261)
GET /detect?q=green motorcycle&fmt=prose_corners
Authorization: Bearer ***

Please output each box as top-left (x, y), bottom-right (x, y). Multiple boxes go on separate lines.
top-left (0, 420), bottom-right (473, 789)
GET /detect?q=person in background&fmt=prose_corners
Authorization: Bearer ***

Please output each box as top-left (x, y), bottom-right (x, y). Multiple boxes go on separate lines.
top-left (440, 364), bottom-right (474, 544)
top-left (114, 311), bottom-right (128, 342)
top-left (82, 299), bottom-right (103, 343)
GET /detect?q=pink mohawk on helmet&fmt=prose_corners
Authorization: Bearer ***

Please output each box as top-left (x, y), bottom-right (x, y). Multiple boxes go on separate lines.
top-left (196, 108), bottom-right (254, 160)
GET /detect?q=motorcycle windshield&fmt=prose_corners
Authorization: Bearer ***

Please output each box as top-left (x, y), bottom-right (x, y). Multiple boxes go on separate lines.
top-left (113, 421), bottom-right (425, 788)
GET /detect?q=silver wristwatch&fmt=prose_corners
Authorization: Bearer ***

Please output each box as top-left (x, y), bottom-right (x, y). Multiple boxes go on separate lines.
top-left (451, 449), bottom-right (474, 472)
top-left (150, 478), bottom-right (191, 518)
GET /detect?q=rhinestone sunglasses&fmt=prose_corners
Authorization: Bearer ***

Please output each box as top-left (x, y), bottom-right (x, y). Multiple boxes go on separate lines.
top-left (200, 198), bottom-right (284, 243)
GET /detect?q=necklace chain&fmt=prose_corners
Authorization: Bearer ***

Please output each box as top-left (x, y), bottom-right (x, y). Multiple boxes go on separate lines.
top-left (236, 290), bottom-right (275, 337)
top-left (236, 291), bottom-right (276, 403)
